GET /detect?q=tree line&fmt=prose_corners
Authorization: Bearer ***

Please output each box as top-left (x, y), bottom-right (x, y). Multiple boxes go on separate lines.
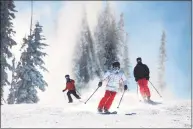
top-left (1, 1), bottom-right (167, 104)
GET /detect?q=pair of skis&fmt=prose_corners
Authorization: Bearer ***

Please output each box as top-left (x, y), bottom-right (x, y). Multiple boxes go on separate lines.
top-left (140, 99), bottom-right (162, 105)
top-left (98, 111), bottom-right (118, 115)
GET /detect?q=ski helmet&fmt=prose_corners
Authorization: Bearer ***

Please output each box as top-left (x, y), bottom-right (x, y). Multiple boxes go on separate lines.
top-left (112, 61), bottom-right (120, 68)
top-left (65, 74), bottom-right (70, 78)
top-left (136, 57), bottom-right (142, 63)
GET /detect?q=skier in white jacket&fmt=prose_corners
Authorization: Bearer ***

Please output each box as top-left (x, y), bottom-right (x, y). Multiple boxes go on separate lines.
top-left (97, 61), bottom-right (128, 113)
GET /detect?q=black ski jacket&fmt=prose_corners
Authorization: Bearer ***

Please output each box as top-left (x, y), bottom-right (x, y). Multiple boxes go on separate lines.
top-left (133, 63), bottom-right (150, 81)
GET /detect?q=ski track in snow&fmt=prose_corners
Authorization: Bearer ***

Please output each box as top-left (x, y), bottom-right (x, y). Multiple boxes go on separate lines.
top-left (1, 99), bottom-right (191, 128)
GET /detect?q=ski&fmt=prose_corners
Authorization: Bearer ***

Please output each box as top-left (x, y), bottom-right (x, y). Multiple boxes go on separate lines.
top-left (139, 100), bottom-right (162, 105)
top-left (99, 111), bottom-right (117, 115)
top-left (144, 100), bottom-right (162, 105)
top-left (125, 113), bottom-right (136, 115)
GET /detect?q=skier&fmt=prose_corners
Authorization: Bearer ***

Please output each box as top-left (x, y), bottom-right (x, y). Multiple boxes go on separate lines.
top-left (133, 57), bottom-right (151, 102)
top-left (97, 61), bottom-right (128, 113)
top-left (62, 75), bottom-right (81, 103)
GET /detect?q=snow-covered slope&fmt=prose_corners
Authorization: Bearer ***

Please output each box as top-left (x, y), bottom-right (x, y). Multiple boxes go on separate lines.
top-left (1, 90), bottom-right (191, 128)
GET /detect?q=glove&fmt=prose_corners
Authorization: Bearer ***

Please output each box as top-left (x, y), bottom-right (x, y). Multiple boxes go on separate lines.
top-left (98, 81), bottom-right (102, 87)
top-left (62, 89), bottom-right (66, 92)
top-left (124, 85), bottom-right (128, 90)
top-left (146, 76), bottom-right (150, 80)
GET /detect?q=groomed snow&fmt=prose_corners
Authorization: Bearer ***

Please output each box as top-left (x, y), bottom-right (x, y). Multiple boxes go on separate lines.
top-left (1, 89), bottom-right (191, 128)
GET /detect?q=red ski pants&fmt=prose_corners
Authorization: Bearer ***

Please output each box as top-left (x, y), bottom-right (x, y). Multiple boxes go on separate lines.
top-left (137, 78), bottom-right (151, 98)
top-left (98, 90), bottom-right (116, 110)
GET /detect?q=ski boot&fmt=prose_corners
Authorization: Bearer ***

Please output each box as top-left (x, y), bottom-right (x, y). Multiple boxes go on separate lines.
top-left (104, 108), bottom-right (110, 114)
top-left (147, 96), bottom-right (153, 103)
top-left (97, 108), bottom-right (103, 113)
top-left (76, 96), bottom-right (81, 99)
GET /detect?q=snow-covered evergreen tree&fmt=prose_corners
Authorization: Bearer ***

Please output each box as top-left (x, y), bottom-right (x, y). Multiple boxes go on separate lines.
top-left (73, 4), bottom-right (130, 89)
top-left (117, 13), bottom-right (125, 59)
top-left (123, 33), bottom-right (130, 78)
top-left (0, 0), bottom-right (17, 104)
top-left (8, 22), bottom-right (48, 104)
top-left (158, 30), bottom-right (167, 91)
top-left (94, 2), bottom-right (119, 74)
top-left (73, 8), bottom-right (97, 89)
top-left (117, 13), bottom-right (130, 79)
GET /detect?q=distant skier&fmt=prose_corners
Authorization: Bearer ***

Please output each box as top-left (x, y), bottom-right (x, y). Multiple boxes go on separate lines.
top-left (62, 75), bottom-right (81, 103)
top-left (133, 57), bottom-right (151, 102)
top-left (97, 61), bottom-right (128, 113)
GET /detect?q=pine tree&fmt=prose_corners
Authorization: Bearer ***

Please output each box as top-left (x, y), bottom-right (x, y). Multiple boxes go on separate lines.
top-left (123, 33), bottom-right (130, 78)
top-left (117, 13), bottom-right (125, 58)
top-left (86, 24), bottom-right (99, 79)
top-left (0, 0), bottom-right (17, 104)
top-left (117, 13), bottom-right (130, 79)
top-left (158, 30), bottom-right (167, 91)
top-left (73, 8), bottom-right (97, 89)
top-left (9, 22), bottom-right (48, 104)
top-left (94, 2), bottom-right (119, 74)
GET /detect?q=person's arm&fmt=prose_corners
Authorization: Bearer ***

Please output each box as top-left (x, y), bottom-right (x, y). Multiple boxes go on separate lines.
top-left (98, 71), bottom-right (110, 87)
top-left (121, 73), bottom-right (128, 90)
top-left (63, 84), bottom-right (67, 92)
top-left (144, 64), bottom-right (150, 80)
top-left (133, 66), bottom-right (138, 82)
top-left (121, 73), bottom-right (127, 86)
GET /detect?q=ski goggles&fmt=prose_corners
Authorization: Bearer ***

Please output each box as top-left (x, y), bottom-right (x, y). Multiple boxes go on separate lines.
top-left (113, 67), bottom-right (120, 73)
top-left (65, 75), bottom-right (70, 79)
top-left (113, 67), bottom-right (120, 70)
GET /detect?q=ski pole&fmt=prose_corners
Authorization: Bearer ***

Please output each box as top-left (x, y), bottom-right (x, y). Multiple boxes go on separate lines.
top-left (137, 83), bottom-right (138, 95)
top-left (84, 87), bottom-right (100, 104)
top-left (148, 80), bottom-right (162, 97)
top-left (117, 90), bottom-right (126, 108)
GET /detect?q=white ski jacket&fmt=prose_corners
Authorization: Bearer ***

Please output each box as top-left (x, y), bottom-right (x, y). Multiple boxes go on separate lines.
top-left (101, 70), bottom-right (127, 92)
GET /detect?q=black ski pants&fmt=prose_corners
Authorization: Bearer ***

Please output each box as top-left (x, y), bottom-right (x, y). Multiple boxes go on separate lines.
top-left (67, 90), bottom-right (80, 102)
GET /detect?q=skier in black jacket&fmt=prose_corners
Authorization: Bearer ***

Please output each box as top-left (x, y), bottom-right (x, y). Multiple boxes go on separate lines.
top-left (133, 57), bottom-right (151, 102)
